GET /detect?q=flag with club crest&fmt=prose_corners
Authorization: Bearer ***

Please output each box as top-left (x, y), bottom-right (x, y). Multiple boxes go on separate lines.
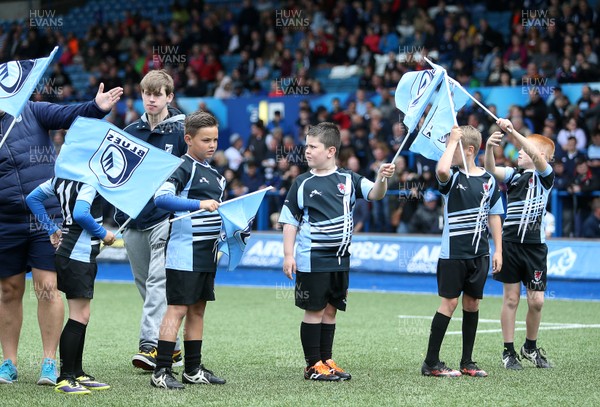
top-left (54, 117), bottom-right (183, 219)
top-left (409, 74), bottom-right (470, 160)
top-left (395, 60), bottom-right (445, 133)
top-left (0, 46), bottom-right (58, 118)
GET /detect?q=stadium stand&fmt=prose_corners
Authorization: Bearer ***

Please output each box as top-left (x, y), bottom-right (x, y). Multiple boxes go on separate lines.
top-left (1, 0), bottom-right (599, 237)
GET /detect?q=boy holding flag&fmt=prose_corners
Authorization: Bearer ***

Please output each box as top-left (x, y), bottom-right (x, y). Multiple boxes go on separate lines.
top-left (421, 125), bottom-right (504, 377)
top-left (150, 111), bottom-right (226, 390)
top-left (485, 119), bottom-right (555, 370)
top-left (279, 122), bottom-right (395, 381)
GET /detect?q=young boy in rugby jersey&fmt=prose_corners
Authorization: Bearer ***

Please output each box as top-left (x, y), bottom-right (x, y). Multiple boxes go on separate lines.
top-left (279, 122), bottom-right (395, 381)
top-left (421, 125), bottom-right (504, 378)
top-left (26, 179), bottom-right (116, 394)
top-left (485, 119), bottom-right (555, 370)
top-left (150, 111), bottom-right (226, 390)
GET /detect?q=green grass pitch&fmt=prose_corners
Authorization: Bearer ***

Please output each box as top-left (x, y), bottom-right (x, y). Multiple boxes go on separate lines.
top-left (3, 280), bottom-right (600, 406)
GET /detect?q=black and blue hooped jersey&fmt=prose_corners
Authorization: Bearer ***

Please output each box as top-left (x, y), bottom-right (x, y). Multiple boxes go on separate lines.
top-left (39, 178), bottom-right (103, 263)
top-left (161, 154), bottom-right (225, 273)
top-left (503, 166), bottom-right (554, 244)
top-left (438, 167), bottom-right (504, 259)
top-left (278, 168), bottom-right (374, 273)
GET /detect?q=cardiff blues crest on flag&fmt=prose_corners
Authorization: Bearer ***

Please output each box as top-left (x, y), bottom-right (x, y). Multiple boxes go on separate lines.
top-left (0, 46), bottom-right (58, 118)
top-left (409, 75), bottom-right (469, 160)
top-left (55, 117), bottom-right (183, 219)
top-left (89, 129), bottom-right (149, 188)
top-left (395, 61), bottom-right (444, 133)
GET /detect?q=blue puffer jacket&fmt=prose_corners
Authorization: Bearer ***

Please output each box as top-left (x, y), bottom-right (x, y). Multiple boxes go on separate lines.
top-left (0, 100), bottom-right (108, 224)
top-left (114, 106), bottom-right (187, 230)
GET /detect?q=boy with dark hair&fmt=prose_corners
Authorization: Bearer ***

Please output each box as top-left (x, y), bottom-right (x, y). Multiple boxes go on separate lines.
top-left (279, 122), bottom-right (395, 381)
top-left (422, 125), bottom-right (504, 378)
top-left (26, 178), bottom-right (116, 394)
top-left (115, 69), bottom-right (187, 370)
top-left (485, 119), bottom-right (556, 369)
top-left (150, 111), bottom-right (226, 390)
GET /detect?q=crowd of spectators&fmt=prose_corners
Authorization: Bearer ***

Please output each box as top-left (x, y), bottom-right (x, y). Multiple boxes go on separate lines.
top-left (0, 0), bottom-right (599, 237)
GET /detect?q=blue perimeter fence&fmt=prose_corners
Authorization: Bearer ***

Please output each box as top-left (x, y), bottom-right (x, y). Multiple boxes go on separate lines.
top-left (250, 189), bottom-right (599, 237)
top-left (97, 233), bottom-right (600, 301)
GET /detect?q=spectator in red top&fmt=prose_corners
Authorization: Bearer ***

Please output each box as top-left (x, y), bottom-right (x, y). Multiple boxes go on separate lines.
top-left (268, 80), bottom-right (285, 98)
top-left (331, 98), bottom-right (351, 130)
top-left (188, 44), bottom-right (205, 75)
top-left (198, 53), bottom-right (222, 82)
top-left (503, 34), bottom-right (528, 70)
top-left (363, 26), bottom-right (380, 53)
top-left (278, 49), bottom-right (293, 78)
top-left (311, 29), bottom-right (329, 59)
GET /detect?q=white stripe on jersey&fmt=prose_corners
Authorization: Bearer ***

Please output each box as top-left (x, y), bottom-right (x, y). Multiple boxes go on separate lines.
top-left (336, 174), bottom-right (353, 260)
top-left (192, 233), bottom-right (221, 242)
top-left (472, 178), bottom-right (493, 253)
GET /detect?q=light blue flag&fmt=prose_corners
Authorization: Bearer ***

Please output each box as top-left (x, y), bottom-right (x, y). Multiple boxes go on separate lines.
top-left (409, 76), bottom-right (470, 160)
top-left (55, 117), bottom-right (183, 219)
top-left (395, 61), bottom-right (445, 133)
top-left (218, 188), bottom-right (271, 272)
top-left (0, 46), bottom-right (58, 118)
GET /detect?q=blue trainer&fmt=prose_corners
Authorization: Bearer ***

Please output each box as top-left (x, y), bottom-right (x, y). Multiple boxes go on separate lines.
top-left (0, 359), bottom-right (18, 384)
top-left (37, 358), bottom-right (58, 385)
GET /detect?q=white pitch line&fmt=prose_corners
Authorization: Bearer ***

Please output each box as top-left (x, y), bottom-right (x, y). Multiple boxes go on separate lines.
top-left (448, 325), bottom-right (600, 335)
top-left (397, 315), bottom-right (600, 335)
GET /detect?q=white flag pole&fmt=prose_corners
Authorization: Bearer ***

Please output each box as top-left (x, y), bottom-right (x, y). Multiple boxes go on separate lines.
top-left (0, 116), bottom-right (19, 150)
top-left (447, 76), bottom-right (513, 133)
top-left (448, 77), bottom-right (497, 120)
top-left (99, 217), bottom-right (132, 252)
top-left (423, 57), bottom-right (469, 178)
top-left (115, 217), bottom-right (132, 236)
top-left (390, 124), bottom-right (411, 164)
top-left (169, 186), bottom-right (274, 223)
top-left (378, 122), bottom-right (412, 184)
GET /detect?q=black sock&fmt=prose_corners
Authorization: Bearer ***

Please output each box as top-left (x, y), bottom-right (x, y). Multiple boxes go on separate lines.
top-left (320, 323), bottom-right (335, 362)
top-left (156, 340), bottom-right (176, 370)
top-left (184, 340), bottom-right (202, 374)
top-left (461, 310), bottom-right (479, 365)
top-left (504, 342), bottom-right (515, 354)
top-left (300, 322), bottom-right (321, 367)
top-left (425, 312), bottom-right (451, 366)
top-left (58, 319), bottom-right (86, 380)
top-left (525, 338), bottom-right (537, 350)
top-left (74, 323), bottom-right (88, 377)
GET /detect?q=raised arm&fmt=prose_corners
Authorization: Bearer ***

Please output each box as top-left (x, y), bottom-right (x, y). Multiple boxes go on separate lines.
top-left (30, 83), bottom-right (123, 130)
top-left (484, 131), bottom-right (507, 182)
top-left (436, 126), bottom-right (462, 183)
top-left (496, 118), bottom-right (548, 173)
